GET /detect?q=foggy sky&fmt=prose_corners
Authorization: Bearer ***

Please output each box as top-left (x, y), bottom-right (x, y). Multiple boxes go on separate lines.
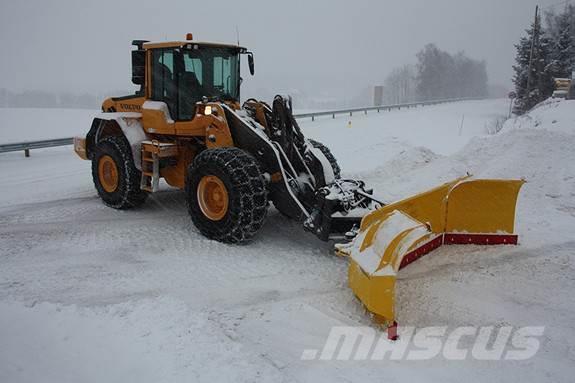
top-left (0, 0), bottom-right (563, 100)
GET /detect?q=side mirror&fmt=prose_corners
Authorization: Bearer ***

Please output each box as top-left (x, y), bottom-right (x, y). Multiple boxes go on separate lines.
top-left (131, 50), bottom-right (146, 85)
top-left (247, 52), bottom-right (255, 76)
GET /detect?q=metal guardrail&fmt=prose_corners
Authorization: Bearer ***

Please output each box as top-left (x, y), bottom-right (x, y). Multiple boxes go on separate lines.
top-left (0, 137), bottom-right (74, 156)
top-left (0, 97), bottom-right (480, 156)
top-left (294, 97), bottom-right (481, 121)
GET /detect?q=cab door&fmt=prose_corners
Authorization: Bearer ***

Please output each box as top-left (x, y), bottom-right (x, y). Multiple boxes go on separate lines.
top-left (142, 48), bottom-right (177, 135)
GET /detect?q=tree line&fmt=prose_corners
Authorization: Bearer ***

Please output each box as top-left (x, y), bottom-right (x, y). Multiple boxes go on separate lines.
top-left (383, 44), bottom-right (488, 104)
top-left (512, 4), bottom-right (574, 114)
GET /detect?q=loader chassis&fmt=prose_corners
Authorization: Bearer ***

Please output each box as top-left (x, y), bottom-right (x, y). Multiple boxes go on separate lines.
top-left (76, 37), bottom-right (375, 243)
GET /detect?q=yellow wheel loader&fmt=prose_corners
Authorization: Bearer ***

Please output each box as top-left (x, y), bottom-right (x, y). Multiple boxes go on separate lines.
top-left (75, 35), bottom-right (374, 243)
top-left (74, 35), bottom-right (524, 336)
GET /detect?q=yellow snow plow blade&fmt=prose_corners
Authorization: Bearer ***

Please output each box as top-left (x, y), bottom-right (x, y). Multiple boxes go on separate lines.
top-left (344, 177), bottom-right (525, 334)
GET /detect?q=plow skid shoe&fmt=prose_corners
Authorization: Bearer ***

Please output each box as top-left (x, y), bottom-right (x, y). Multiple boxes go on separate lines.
top-left (346, 177), bottom-right (525, 327)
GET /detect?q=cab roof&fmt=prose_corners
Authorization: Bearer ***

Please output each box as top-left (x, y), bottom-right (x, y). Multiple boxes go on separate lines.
top-left (141, 40), bottom-right (246, 52)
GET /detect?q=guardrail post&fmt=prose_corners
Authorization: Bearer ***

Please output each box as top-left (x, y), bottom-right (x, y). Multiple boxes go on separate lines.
top-left (332, 113), bottom-right (335, 119)
top-left (364, 110), bottom-right (367, 115)
top-left (24, 148), bottom-right (30, 157)
top-left (312, 115), bottom-right (315, 121)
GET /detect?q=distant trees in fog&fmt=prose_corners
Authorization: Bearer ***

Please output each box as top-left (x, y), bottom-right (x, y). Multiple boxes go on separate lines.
top-left (383, 65), bottom-right (417, 104)
top-left (383, 44), bottom-right (488, 104)
top-left (0, 89), bottom-right (127, 109)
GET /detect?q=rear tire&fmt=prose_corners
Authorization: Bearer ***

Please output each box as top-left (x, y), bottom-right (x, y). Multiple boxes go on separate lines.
top-left (186, 148), bottom-right (268, 243)
top-left (308, 139), bottom-right (341, 179)
top-left (91, 135), bottom-right (147, 209)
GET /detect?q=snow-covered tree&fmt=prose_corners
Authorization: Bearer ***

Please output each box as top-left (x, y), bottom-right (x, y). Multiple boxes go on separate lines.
top-left (548, 7), bottom-right (574, 79)
top-left (512, 13), bottom-right (554, 114)
top-left (545, 4), bottom-right (575, 44)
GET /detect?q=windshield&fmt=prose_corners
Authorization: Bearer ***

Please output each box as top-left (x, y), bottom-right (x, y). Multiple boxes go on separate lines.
top-left (151, 46), bottom-right (242, 120)
top-left (182, 47), bottom-right (240, 102)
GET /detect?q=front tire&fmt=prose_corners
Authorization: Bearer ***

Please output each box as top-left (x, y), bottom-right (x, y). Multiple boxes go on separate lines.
top-left (185, 148), bottom-right (268, 243)
top-left (91, 135), bottom-right (147, 209)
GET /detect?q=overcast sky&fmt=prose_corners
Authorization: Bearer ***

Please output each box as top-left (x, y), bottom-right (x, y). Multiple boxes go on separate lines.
top-left (0, 0), bottom-right (564, 99)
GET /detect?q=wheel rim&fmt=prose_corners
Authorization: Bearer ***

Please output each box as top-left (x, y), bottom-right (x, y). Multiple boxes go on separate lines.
top-left (197, 175), bottom-right (229, 221)
top-left (98, 155), bottom-right (119, 193)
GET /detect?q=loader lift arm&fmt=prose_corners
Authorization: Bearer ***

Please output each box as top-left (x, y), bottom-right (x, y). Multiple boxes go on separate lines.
top-left (225, 96), bottom-right (379, 240)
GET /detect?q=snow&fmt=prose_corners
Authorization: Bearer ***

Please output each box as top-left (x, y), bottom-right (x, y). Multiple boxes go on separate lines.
top-left (298, 98), bottom-right (511, 173)
top-left (1, 98), bottom-right (574, 382)
top-left (0, 299), bottom-right (284, 383)
top-left (349, 210), bottom-right (429, 276)
top-left (142, 101), bottom-right (174, 123)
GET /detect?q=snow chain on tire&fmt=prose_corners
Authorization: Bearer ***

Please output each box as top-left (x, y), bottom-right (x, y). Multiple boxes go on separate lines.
top-left (308, 139), bottom-right (341, 179)
top-left (91, 135), bottom-right (148, 209)
top-left (186, 147), bottom-right (268, 244)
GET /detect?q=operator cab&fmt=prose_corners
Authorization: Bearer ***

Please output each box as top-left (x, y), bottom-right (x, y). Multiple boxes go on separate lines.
top-left (132, 36), bottom-right (254, 120)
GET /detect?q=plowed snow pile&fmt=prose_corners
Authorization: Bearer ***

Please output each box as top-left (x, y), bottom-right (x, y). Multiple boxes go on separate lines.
top-left (369, 99), bottom-right (575, 244)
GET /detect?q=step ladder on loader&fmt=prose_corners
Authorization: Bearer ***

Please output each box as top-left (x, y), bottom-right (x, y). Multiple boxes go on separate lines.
top-left (140, 140), bottom-right (178, 192)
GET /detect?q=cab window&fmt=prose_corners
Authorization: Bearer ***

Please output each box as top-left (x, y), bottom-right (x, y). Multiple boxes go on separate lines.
top-left (178, 54), bottom-right (204, 120)
top-left (151, 49), bottom-right (176, 118)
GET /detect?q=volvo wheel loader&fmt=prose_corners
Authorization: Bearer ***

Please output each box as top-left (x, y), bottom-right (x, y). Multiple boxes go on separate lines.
top-left (74, 35), bottom-right (375, 243)
top-left (74, 35), bottom-right (524, 337)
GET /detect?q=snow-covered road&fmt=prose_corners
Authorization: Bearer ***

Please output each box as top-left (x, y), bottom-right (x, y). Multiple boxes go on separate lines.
top-left (1, 99), bottom-right (574, 382)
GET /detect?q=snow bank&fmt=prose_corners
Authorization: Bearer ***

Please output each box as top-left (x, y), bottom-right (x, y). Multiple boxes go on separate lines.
top-left (299, 99), bottom-right (510, 173)
top-left (503, 98), bottom-right (575, 134)
top-left (363, 99), bottom-right (575, 246)
top-left (449, 100), bottom-right (575, 247)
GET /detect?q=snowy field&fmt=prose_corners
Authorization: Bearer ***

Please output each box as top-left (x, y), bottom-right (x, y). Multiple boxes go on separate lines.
top-left (1, 98), bottom-right (574, 382)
